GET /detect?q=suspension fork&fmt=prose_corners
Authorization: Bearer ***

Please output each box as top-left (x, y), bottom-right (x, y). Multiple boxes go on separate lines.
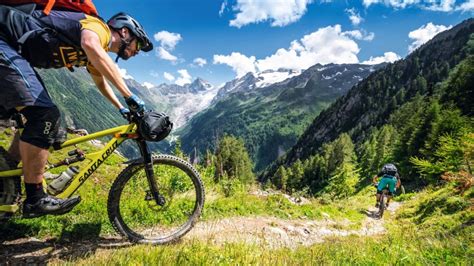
top-left (136, 140), bottom-right (166, 206)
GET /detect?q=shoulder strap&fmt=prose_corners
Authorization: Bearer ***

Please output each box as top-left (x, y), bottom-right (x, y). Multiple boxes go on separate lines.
top-left (43, 0), bottom-right (55, 15)
top-left (15, 10), bottom-right (83, 71)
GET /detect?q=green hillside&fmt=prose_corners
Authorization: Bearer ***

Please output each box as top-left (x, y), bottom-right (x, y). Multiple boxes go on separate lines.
top-left (261, 19), bottom-right (474, 194)
top-left (180, 64), bottom-right (381, 171)
top-left (38, 68), bottom-right (124, 133)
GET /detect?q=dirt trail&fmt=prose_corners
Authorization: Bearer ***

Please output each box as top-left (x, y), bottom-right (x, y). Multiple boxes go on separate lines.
top-left (0, 202), bottom-right (401, 263)
top-left (185, 201), bottom-right (401, 249)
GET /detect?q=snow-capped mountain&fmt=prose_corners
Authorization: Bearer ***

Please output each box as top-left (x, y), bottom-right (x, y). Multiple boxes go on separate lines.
top-left (214, 68), bottom-right (301, 102)
top-left (125, 63), bottom-right (381, 131)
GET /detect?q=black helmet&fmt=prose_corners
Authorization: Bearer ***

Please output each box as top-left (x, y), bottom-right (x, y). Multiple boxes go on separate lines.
top-left (382, 163), bottom-right (397, 176)
top-left (107, 12), bottom-right (153, 52)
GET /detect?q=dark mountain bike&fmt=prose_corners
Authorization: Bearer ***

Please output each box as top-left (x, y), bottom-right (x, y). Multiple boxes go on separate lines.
top-left (377, 188), bottom-right (389, 218)
top-left (0, 111), bottom-right (205, 244)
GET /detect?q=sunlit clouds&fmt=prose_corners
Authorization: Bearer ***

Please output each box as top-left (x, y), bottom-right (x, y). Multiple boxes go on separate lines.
top-left (362, 0), bottom-right (474, 11)
top-left (175, 69), bottom-right (192, 86)
top-left (362, 52), bottom-right (401, 65)
top-left (228, 0), bottom-right (314, 28)
top-left (213, 25), bottom-right (394, 78)
top-left (408, 22), bottom-right (452, 52)
top-left (154, 31), bottom-right (182, 62)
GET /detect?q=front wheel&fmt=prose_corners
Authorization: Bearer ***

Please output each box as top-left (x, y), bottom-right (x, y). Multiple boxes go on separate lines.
top-left (107, 154), bottom-right (205, 244)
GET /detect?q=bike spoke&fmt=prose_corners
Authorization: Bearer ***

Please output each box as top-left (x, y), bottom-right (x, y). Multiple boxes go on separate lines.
top-left (110, 155), bottom-right (203, 243)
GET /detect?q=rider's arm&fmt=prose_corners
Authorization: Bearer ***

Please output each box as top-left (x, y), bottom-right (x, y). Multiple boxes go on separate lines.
top-left (372, 175), bottom-right (379, 184)
top-left (81, 29), bottom-right (133, 98)
top-left (90, 74), bottom-right (125, 110)
top-left (396, 174), bottom-right (401, 188)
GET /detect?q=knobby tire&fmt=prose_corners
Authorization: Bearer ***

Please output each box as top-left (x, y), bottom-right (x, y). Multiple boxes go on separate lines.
top-left (378, 194), bottom-right (386, 218)
top-left (107, 154), bottom-right (205, 244)
top-left (0, 147), bottom-right (20, 221)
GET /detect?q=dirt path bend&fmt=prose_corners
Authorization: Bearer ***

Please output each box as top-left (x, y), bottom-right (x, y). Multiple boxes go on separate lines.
top-left (1, 202), bottom-right (401, 263)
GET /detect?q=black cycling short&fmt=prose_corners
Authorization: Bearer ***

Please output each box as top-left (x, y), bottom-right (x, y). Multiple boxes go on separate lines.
top-left (19, 106), bottom-right (61, 149)
top-left (0, 37), bottom-right (61, 149)
top-left (0, 39), bottom-right (55, 110)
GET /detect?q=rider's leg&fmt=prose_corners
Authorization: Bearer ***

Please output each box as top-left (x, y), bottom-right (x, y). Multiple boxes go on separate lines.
top-left (20, 107), bottom-right (81, 217)
top-left (386, 195), bottom-right (392, 207)
top-left (375, 191), bottom-right (382, 207)
top-left (376, 179), bottom-right (387, 207)
top-left (386, 178), bottom-right (396, 207)
top-left (0, 40), bottom-right (80, 216)
top-left (20, 140), bottom-right (48, 203)
top-left (19, 106), bottom-right (58, 201)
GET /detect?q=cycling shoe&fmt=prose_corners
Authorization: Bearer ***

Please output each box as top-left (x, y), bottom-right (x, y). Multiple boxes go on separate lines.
top-left (23, 195), bottom-right (81, 218)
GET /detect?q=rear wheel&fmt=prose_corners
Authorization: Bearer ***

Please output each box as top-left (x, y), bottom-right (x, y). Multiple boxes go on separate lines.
top-left (378, 192), bottom-right (386, 218)
top-left (107, 154), bottom-right (205, 244)
top-left (0, 147), bottom-right (21, 221)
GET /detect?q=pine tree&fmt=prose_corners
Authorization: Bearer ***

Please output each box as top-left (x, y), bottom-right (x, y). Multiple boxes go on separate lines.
top-left (287, 159), bottom-right (304, 191)
top-left (273, 166), bottom-right (288, 191)
top-left (324, 133), bottom-right (360, 198)
top-left (214, 135), bottom-right (254, 183)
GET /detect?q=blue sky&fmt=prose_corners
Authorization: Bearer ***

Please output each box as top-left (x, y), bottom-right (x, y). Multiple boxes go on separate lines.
top-left (95, 0), bottom-right (473, 87)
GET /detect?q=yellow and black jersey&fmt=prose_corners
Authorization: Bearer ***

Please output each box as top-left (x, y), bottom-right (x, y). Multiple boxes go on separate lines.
top-left (2, 8), bottom-right (111, 75)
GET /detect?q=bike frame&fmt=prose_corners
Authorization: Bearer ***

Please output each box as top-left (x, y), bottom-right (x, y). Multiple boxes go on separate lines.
top-left (0, 123), bottom-right (138, 213)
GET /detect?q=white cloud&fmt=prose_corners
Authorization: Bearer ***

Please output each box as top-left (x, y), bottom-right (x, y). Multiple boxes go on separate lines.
top-left (214, 25), bottom-right (380, 77)
top-left (175, 69), bottom-right (192, 86)
top-left (362, 0), bottom-right (381, 7)
top-left (142, 82), bottom-right (155, 89)
top-left (456, 0), bottom-right (474, 11)
top-left (118, 67), bottom-right (133, 80)
top-left (363, 0), bottom-right (421, 8)
top-left (213, 52), bottom-right (257, 77)
top-left (343, 30), bottom-right (375, 41)
top-left (229, 0), bottom-right (314, 28)
top-left (295, 25), bottom-right (361, 63)
top-left (345, 8), bottom-right (363, 26)
top-left (153, 31), bottom-right (182, 50)
top-left (163, 72), bottom-right (175, 82)
top-left (408, 22), bottom-right (452, 52)
top-left (426, 0), bottom-right (456, 11)
top-left (154, 31), bottom-right (182, 62)
top-left (157, 47), bottom-right (178, 62)
top-left (150, 70), bottom-right (160, 78)
top-left (362, 52), bottom-right (401, 65)
top-left (219, 1), bottom-right (227, 16)
top-left (193, 57), bottom-right (207, 67)
top-left (362, 0), bottom-right (471, 11)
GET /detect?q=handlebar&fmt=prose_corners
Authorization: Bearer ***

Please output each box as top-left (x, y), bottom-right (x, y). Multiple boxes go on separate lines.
top-left (126, 110), bottom-right (145, 124)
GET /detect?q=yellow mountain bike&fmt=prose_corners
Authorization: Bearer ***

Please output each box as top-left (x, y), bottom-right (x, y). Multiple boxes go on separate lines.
top-left (0, 111), bottom-right (205, 245)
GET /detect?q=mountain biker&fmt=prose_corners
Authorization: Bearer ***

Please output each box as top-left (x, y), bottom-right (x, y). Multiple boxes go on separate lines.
top-left (0, 5), bottom-right (153, 217)
top-left (373, 163), bottom-right (401, 208)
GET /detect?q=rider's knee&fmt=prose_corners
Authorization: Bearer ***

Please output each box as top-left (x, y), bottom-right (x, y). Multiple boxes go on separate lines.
top-left (376, 190), bottom-right (383, 195)
top-left (19, 106), bottom-right (61, 149)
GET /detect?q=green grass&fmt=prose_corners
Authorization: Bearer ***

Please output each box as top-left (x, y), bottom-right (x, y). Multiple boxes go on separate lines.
top-left (46, 183), bottom-right (472, 265)
top-left (1, 131), bottom-right (472, 264)
top-left (51, 224), bottom-right (471, 265)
